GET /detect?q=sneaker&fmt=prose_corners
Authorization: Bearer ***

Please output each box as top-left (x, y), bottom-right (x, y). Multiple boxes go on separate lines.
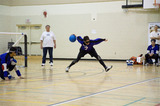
top-left (66, 67), bottom-right (70, 72)
top-left (145, 63), bottom-right (149, 66)
top-left (105, 65), bottom-right (113, 72)
top-left (8, 75), bottom-right (15, 80)
top-left (41, 63), bottom-right (45, 66)
top-left (50, 62), bottom-right (53, 66)
top-left (156, 63), bottom-right (159, 67)
top-left (10, 76), bottom-right (15, 80)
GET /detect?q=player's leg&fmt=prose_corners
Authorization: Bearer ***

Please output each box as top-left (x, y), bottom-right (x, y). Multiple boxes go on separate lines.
top-left (0, 64), bottom-right (13, 80)
top-left (0, 61), bottom-right (4, 80)
top-left (66, 50), bottom-right (86, 72)
top-left (90, 49), bottom-right (112, 72)
top-left (42, 47), bottom-right (47, 66)
top-left (8, 59), bottom-right (22, 79)
top-left (145, 53), bottom-right (149, 64)
top-left (7, 63), bottom-right (16, 79)
top-left (152, 54), bottom-right (159, 66)
top-left (145, 53), bottom-right (153, 65)
top-left (0, 66), bottom-right (5, 80)
top-left (48, 47), bottom-right (53, 66)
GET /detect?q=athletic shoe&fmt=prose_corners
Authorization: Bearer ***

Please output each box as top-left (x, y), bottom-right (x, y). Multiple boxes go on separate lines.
top-left (156, 63), bottom-right (159, 67)
top-left (41, 63), bottom-right (45, 66)
top-left (66, 67), bottom-right (70, 72)
top-left (145, 63), bottom-right (149, 66)
top-left (50, 62), bottom-right (53, 66)
top-left (8, 75), bottom-right (15, 80)
top-left (105, 65), bottom-right (113, 72)
top-left (10, 76), bottom-right (15, 80)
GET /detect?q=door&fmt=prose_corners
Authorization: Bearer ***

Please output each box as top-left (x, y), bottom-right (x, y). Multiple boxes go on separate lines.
top-left (17, 24), bottom-right (42, 56)
top-left (30, 25), bottom-right (42, 55)
top-left (17, 25), bottom-right (30, 55)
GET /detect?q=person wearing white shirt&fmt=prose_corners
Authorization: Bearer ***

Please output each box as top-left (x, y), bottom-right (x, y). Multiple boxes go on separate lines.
top-left (150, 25), bottom-right (160, 45)
top-left (40, 25), bottom-right (56, 66)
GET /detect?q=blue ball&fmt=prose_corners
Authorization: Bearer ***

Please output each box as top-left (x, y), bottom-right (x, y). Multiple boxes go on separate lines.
top-left (69, 34), bottom-right (76, 42)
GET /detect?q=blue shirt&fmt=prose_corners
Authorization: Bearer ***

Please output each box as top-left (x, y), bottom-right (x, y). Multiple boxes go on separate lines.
top-left (147, 44), bottom-right (159, 54)
top-left (0, 53), bottom-right (12, 65)
top-left (77, 36), bottom-right (105, 52)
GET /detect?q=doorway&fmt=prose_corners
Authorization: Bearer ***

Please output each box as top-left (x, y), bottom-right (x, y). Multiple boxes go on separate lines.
top-left (17, 24), bottom-right (42, 56)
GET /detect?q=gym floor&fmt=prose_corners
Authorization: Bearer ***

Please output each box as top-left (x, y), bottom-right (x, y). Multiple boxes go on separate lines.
top-left (0, 56), bottom-right (160, 106)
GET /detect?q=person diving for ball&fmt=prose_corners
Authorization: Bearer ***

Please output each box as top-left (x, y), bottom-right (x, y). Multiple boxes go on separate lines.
top-left (66, 34), bottom-right (112, 72)
top-left (0, 47), bottom-right (24, 81)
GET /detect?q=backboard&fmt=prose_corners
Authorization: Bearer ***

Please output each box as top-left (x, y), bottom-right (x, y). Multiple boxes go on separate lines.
top-left (143, 0), bottom-right (160, 9)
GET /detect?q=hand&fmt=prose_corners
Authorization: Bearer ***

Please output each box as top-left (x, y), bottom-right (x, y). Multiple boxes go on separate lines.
top-left (41, 45), bottom-right (43, 49)
top-left (5, 77), bottom-right (9, 81)
top-left (150, 53), bottom-right (154, 57)
top-left (73, 34), bottom-right (77, 37)
top-left (19, 76), bottom-right (25, 79)
top-left (105, 39), bottom-right (108, 42)
top-left (54, 44), bottom-right (56, 49)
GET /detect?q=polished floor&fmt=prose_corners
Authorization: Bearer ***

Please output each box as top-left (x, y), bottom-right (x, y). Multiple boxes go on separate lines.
top-left (0, 56), bottom-right (160, 106)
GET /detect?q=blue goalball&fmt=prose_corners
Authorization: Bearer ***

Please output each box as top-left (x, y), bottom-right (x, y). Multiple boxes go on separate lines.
top-left (69, 34), bottom-right (76, 42)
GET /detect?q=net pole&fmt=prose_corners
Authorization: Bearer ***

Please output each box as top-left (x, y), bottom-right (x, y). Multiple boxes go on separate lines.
top-left (24, 34), bottom-right (27, 67)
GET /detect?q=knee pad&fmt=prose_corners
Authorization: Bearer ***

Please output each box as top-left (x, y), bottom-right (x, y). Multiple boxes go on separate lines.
top-left (16, 70), bottom-right (21, 76)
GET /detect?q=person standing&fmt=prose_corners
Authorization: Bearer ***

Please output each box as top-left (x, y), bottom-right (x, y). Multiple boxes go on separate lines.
top-left (150, 25), bottom-right (160, 45)
top-left (40, 25), bottom-right (56, 66)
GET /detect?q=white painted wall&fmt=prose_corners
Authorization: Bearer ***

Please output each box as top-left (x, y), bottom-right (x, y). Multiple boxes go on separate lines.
top-left (0, 2), bottom-right (160, 59)
top-left (0, 5), bottom-right (12, 53)
top-left (0, 5), bottom-right (11, 31)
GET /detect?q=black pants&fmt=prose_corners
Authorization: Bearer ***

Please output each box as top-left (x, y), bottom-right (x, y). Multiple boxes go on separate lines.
top-left (145, 54), bottom-right (159, 64)
top-left (68, 48), bottom-right (107, 69)
top-left (0, 63), bottom-right (15, 80)
top-left (42, 47), bottom-right (53, 64)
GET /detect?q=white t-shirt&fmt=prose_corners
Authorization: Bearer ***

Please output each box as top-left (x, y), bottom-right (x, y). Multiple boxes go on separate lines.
top-left (40, 31), bottom-right (56, 47)
top-left (150, 31), bottom-right (160, 44)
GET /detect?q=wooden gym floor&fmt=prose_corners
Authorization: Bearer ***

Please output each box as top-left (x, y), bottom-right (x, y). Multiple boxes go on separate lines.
top-left (0, 56), bottom-right (160, 106)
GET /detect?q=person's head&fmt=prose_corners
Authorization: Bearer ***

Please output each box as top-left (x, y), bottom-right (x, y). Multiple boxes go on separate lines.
top-left (151, 39), bottom-right (156, 46)
top-left (155, 25), bottom-right (158, 31)
top-left (45, 25), bottom-right (50, 32)
top-left (83, 36), bottom-right (90, 45)
top-left (9, 47), bottom-right (16, 57)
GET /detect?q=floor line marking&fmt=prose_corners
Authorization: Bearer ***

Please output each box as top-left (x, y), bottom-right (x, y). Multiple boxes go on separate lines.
top-left (123, 97), bottom-right (146, 106)
top-left (48, 77), bottom-right (160, 106)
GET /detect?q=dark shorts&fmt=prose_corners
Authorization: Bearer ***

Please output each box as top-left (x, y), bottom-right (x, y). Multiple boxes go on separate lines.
top-left (79, 48), bottom-right (98, 58)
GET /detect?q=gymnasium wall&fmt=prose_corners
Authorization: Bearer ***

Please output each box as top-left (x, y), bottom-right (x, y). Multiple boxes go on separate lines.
top-left (0, 2), bottom-right (160, 59)
top-left (0, 5), bottom-right (12, 53)
top-left (0, 5), bottom-right (11, 32)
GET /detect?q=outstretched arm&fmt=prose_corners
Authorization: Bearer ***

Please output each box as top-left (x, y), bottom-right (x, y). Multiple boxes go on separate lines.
top-left (92, 38), bottom-right (107, 45)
